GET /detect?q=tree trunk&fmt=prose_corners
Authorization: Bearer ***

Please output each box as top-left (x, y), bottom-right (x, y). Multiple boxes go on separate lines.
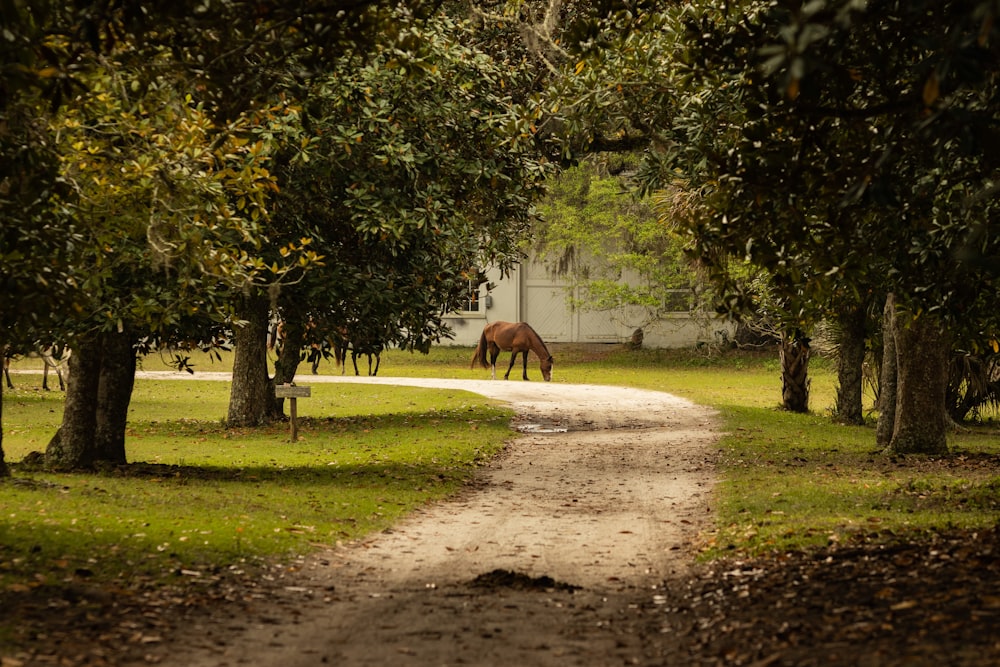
top-left (833, 304), bottom-right (867, 425)
top-left (887, 309), bottom-right (950, 455)
top-left (876, 294), bottom-right (898, 448)
top-left (94, 329), bottom-right (136, 463)
top-left (227, 294), bottom-right (274, 427)
top-left (0, 379), bottom-right (8, 477)
top-left (47, 337), bottom-right (102, 469)
top-left (271, 315), bottom-right (306, 419)
top-left (780, 329), bottom-right (811, 413)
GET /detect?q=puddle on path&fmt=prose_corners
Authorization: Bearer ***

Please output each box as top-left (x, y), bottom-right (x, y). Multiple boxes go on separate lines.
top-left (515, 422), bottom-right (569, 434)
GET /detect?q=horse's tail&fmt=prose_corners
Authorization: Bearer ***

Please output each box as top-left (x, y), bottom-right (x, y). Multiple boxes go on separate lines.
top-left (471, 330), bottom-right (488, 369)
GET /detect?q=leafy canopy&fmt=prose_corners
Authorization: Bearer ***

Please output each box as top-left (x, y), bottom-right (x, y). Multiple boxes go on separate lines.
top-left (267, 11), bottom-right (552, 352)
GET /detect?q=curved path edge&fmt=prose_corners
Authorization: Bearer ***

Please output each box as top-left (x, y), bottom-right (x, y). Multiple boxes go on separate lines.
top-left (124, 373), bottom-right (722, 667)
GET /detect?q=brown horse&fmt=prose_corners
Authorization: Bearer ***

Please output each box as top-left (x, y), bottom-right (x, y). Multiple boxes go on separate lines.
top-left (471, 321), bottom-right (553, 381)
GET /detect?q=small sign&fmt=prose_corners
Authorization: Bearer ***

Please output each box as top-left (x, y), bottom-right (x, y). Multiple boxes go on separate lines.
top-left (275, 384), bottom-right (310, 442)
top-left (275, 385), bottom-right (311, 398)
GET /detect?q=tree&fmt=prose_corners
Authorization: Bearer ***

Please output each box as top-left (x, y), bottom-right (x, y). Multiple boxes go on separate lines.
top-left (830, 299), bottom-right (874, 426)
top-left (225, 10), bottom-right (551, 426)
top-left (0, 1), bottom-right (436, 472)
top-left (532, 1), bottom-right (1000, 452)
top-left (41, 53), bottom-right (299, 469)
top-left (2, 0), bottom-right (431, 334)
top-left (662, 1), bottom-right (1000, 452)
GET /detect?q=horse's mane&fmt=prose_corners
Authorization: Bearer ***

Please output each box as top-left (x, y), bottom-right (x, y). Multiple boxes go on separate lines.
top-left (523, 323), bottom-right (551, 358)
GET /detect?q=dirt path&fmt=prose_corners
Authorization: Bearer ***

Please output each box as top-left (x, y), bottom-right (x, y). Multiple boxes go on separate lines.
top-left (130, 375), bottom-right (721, 667)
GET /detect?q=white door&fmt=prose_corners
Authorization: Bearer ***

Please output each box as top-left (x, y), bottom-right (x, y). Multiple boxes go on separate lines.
top-left (522, 259), bottom-right (621, 343)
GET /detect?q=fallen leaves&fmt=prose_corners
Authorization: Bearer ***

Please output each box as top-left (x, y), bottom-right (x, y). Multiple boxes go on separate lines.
top-left (650, 526), bottom-right (1000, 665)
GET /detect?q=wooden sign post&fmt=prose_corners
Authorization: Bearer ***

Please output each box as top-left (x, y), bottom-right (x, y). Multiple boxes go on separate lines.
top-left (274, 384), bottom-right (311, 441)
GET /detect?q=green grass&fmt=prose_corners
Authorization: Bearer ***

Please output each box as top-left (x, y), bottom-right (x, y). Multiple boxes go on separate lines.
top-left (2, 342), bottom-right (999, 590)
top-left (1, 375), bottom-right (512, 590)
top-left (704, 402), bottom-right (1000, 555)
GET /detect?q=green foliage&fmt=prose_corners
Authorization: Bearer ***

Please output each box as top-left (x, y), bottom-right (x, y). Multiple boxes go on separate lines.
top-left (534, 157), bottom-right (701, 324)
top-left (268, 11), bottom-right (551, 352)
top-left (48, 56), bottom-right (310, 338)
top-left (1, 0), bottom-right (433, 343)
top-left (522, 1), bottom-right (1000, 347)
top-left (667, 3), bottom-right (1000, 335)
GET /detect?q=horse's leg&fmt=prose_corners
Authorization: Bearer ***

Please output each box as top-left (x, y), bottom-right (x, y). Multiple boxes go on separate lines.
top-left (336, 344), bottom-right (347, 375)
top-left (489, 345), bottom-right (500, 380)
top-left (2, 358), bottom-right (12, 390)
top-left (504, 352), bottom-right (518, 380)
top-left (352, 351), bottom-right (360, 376)
top-left (521, 350), bottom-right (530, 380)
top-left (42, 362), bottom-right (51, 391)
top-left (372, 353), bottom-right (380, 377)
top-left (310, 345), bottom-right (321, 374)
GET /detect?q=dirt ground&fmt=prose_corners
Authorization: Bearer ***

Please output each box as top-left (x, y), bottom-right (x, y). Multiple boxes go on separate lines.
top-left (123, 376), bottom-right (721, 667)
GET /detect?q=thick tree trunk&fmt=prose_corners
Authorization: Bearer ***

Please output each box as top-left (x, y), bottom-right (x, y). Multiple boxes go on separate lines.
top-left (876, 294), bottom-right (898, 448)
top-left (888, 310), bottom-right (950, 455)
top-left (227, 294), bottom-right (274, 427)
top-left (833, 304), bottom-right (867, 425)
top-left (271, 316), bottom-right (305, 419)
top-left (94, 329), bottom-right (136, 463)
top-left (47, 337), bottom-right (102, 469)
top-left (44, 330), bottom-right (138, 469)
top-left (780, 330), bottom-right (811, 413)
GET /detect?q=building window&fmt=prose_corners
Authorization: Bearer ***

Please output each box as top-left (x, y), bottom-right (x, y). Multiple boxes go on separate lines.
top-left (463, 280), bottom-right (481, 312)
top-left (663, 288), bottom-right (692, 312)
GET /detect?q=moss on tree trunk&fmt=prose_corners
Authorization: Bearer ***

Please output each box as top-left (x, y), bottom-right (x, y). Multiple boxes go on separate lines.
top-left (271, 315), bottom-right (306, 420)
top-left (876, 294), bottom-right (898, 449)
top-left (0, 383), bottom-right (7, 478)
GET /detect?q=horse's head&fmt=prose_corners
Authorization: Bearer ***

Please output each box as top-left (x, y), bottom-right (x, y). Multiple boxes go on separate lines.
top-left (541, 355), bottom-right (553, 382)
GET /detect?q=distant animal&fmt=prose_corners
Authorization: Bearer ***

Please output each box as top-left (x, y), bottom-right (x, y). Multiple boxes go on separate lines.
top-left (471, 321), bottom-right (553, 382)
top-left (344, 332), bottom-right (382, 377)
top-left (309, 327), bottom-right (381, 377)
top-left (272, 320), bottom-right (382, 377)
top-left (2, 344), bottom-right (72, 391)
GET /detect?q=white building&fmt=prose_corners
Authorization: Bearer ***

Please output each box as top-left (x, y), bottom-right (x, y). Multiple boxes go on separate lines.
top-left (443, 256), bottom-right (734, 348)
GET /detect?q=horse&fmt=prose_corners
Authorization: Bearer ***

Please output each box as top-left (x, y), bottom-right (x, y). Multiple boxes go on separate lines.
top-left (331, 328), bottom-right (382, 377)
top-left (271, 320), bottom-right (382, 377)
top-left (305, 333), bottom-right (378, 376)
top-left (347, 340), bottom-right (382, 377)
top-left (2, 344), bottom-right (72, 391)
top-left (471, 321), bottom-right (553, 381)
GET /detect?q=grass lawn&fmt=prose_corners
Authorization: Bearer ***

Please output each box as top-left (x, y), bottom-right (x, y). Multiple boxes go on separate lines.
top-left (2, 342), bottom-right (998, 595)
top-left (1, 364), bottom-right (512, 593)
